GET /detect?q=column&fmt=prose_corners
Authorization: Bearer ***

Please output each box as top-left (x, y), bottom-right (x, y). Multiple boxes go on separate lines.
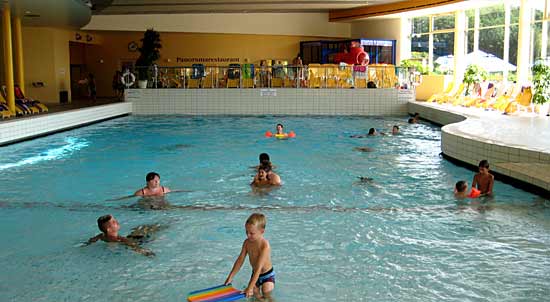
top-left (516, 0), bottom-right (531, 85)
top-left (2, 2), bottom-right (15, 115)
top-left (503, 3), bottom-right (511, 83)
top-left (454, 10), bottom-right (466, 85)
top-left (13, 15), bottom-right (24, 94)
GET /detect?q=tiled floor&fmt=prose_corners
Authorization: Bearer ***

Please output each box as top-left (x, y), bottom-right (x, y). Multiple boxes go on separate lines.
top-left (409, 101), bottom-right (550, 193)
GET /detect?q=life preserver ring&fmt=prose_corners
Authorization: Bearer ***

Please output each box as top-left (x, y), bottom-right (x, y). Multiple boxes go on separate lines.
top-left (121, 70), bottom-right (136, 88)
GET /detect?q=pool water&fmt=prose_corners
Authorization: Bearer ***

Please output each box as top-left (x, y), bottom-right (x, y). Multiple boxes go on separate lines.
top-left (1, 116), bottom-right (549, 302)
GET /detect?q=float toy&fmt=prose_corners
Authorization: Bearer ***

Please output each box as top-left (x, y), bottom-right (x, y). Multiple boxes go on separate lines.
top-left (187, 284), bottom-right (245, 302)
top-left (265, 131), bottom-right (296, 139)
top-left (468, 188), bottom-right (481, 198)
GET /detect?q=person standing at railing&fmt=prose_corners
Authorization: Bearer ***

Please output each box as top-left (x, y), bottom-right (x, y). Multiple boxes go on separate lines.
top-left (259, 60), bottom-right (270, 88)
top-left (292, 54), bottom-right (304, 87)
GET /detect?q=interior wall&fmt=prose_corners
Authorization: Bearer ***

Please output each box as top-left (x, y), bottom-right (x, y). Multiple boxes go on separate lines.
top-left (351, 18), bottom-right (405, 63)
top-left (83, 13), bottom-right (351, 38)
top-left (20, 27), bottom-right (102, 104)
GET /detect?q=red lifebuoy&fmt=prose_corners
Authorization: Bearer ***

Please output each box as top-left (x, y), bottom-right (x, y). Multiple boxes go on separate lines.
top-left (265, 131), bottom-right (273, 137)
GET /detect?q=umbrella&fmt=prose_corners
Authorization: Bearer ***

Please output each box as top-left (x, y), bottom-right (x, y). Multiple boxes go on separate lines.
top-left (434, 50), bottom-right (516, 73)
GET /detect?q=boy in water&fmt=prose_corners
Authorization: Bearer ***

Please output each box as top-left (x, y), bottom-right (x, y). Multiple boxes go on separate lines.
top-left (225, 213), bottom-right (274, 299)
top-left (472, 160), bottom-right (494, 196)
top-left (251, 165), bottom-right (281, 187)
top-left (86, 214), bottom-right (155, 257)
top-left (454, 180), bottom-right (468, 198)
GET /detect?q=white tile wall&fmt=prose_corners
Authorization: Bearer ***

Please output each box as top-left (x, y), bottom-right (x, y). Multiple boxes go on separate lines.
top-left (0, 103), bottom-right (132, 145)
top-left (129, 88), bottom-right (412, 116)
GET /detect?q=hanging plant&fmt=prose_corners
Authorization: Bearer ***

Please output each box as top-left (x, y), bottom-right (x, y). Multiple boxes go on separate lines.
top-left (532, 60), bottom-right (550, 105)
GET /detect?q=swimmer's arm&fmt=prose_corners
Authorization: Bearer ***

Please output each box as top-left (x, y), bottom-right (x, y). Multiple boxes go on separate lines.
top-left (471, 175), bottom-right (479, 191)
top-left (105, 195), bottom-right (135, 201)
top-left (121, 238), bottom-right (155, 257)
top-left (134, 188), bottom-right (144, 196)
top-left (225, 241), bottom-right (248, 285)
top-left (163, 187), bottom-right (172, 194)
top-left (486, 176), bottom-right (494, 195)
top-left (270, 174), bottom-right (281, 186)
top-left (84, 234), bottom-right (103, 245)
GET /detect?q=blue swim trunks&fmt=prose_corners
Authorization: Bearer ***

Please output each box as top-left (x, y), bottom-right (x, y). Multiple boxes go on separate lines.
top-left (254, 267), bottom-right (275, 287)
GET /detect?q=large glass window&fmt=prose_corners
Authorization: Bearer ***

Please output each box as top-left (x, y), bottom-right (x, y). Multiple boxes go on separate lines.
top-left (413, 17), bottom-right (429, 34)
top-left (433, 14), bottom-right (454, 31)
top-left (480, 4), bottom-right (505, 27)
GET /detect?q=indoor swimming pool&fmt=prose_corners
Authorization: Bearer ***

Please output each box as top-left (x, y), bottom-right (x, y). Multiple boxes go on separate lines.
top-left (0, 115), bottom-right (549, 302)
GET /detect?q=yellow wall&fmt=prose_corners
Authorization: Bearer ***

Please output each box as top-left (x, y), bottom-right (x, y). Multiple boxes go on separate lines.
top-left (351, 18), bottom-right (404, 62)
top-left (19, 27), bottom-right (102, 103)
top-left (83, 13), bottom-right (351, 38)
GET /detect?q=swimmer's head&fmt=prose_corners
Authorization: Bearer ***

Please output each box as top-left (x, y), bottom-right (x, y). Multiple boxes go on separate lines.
top-left (276, 123), bottom-right (284, 134)
top-left (146, 172), bottom-right (160, 181)
top-left (455, 181), bottom-right (467, 193)
top-left (97, 214), bottom-right (119, 234)
top-left (368, 128), bottom-right (376, 135)
top-left (246, 213), bottom-right (266, 230)
top-left (259, 153), bottom-right (270, 163)
top-left (478, 160), bottom-right (490, 173)
top-left (392, 125), bottom-right (399, 134)
top-left (145, 172), bottom-right (161, 188)
top-left (408, 118), bottom-right (416, 124)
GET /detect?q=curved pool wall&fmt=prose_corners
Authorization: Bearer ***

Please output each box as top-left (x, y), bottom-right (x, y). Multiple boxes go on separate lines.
top-left (127, 88), bottom-right (413, 115)
top-left (408, 101), bottom-right (550, 194)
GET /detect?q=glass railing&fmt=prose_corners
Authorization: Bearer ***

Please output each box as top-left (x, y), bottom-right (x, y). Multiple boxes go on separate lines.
top-left (130, 65), bottom-right (421, 89)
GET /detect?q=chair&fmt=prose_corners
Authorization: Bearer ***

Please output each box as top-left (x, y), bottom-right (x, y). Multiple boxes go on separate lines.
top-left (14, 85), bottom-right (46, 113)
top-left (227, 64), bottom-right (241, 88)
top-left (323, 64), bottom-right (339, 88)
top-left (353, 65), bottom-right (367, 88)
top-left (426, 82), bottom-right (454, 103)
top-left (504, 86), bottom-right (532, 114)
top-left (307, 64), bottom-right (322, 88)
top-left (438, 83), bottom-right (465, 104)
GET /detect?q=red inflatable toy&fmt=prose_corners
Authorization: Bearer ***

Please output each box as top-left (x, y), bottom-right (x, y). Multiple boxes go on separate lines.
top-left (468, 188), bottom-right (481, 198)
top-left (333, 42), bottom-right (370, 65)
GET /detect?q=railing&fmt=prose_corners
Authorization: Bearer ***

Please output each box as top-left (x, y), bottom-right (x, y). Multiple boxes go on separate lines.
top-left (129, 65), bottom-right (421, 89)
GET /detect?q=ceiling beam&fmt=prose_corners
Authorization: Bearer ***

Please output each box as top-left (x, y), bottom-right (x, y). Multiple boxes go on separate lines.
top-left (329, 0), bottom-right (466, 21)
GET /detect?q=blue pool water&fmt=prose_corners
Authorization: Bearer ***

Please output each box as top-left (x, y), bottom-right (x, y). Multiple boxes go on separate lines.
top-left (1, 115), bottom-right (549, 302)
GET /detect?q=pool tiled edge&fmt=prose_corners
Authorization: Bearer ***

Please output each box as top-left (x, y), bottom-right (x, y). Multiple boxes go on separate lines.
top-left (408, 101), bottom-right (550, 194)
top-left (129, 88), bottom-right (412, 115)
top-left (0, 103), bottom-right (132, 146)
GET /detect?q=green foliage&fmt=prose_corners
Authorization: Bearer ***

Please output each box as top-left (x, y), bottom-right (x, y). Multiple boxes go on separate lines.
top-left (136, 29), bottom-right (162, 80)
top-left (400, 59), bottom-right (428, 75)
top-left (532, 61), bottom-right (550, 105)
top-left (463, 64), bottom-right (487, 95)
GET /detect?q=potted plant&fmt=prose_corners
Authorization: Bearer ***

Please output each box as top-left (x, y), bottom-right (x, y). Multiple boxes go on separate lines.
top-left (135, 29), bottom-right (162, 88)
top-left (532, 60), bottom-right (550, 116)
top-left (463, 64), bottom-right (487, 96)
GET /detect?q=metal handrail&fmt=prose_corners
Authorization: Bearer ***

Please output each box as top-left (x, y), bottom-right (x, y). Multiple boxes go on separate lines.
top-left (131, 65), bottom-right (420, 89)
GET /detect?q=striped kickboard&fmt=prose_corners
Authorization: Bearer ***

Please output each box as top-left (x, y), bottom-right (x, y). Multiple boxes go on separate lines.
top-left (187, 284), bottom-right (245, 302)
